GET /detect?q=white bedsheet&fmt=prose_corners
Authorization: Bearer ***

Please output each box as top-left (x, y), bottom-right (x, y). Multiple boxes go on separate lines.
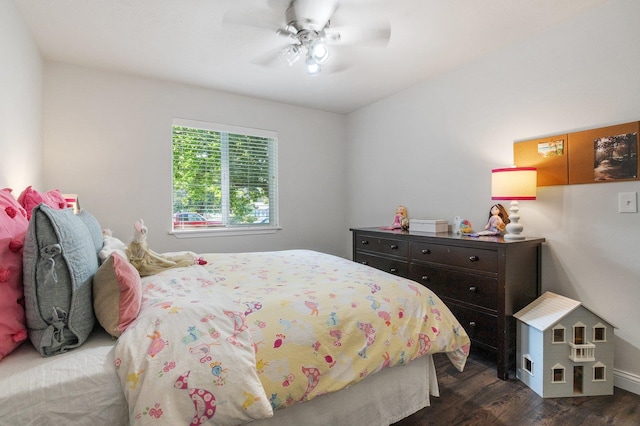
top-left (0, 329), bottom-right (127, 426)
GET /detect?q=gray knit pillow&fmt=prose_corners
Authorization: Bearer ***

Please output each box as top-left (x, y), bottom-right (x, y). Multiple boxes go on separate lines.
top-left (23, 204), bottom-right (100, 356)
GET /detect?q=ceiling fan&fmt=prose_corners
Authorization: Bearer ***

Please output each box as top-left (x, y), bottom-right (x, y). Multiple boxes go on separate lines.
top-left (225, 0), bottom-right (391, 75)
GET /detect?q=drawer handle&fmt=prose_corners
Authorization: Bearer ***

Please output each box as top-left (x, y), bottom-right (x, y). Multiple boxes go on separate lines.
top-left (469, 286), bottom-right (477, 292)
top-left (361, 240), bottom-right (369, 245)
top-left (469, 256), bottom-right (479, 262)
top-left (421, 249), bottom-right (431, 255)
top-left (390, 244), bottom-right (399, 250)
top-left (361, 261), bottom-right (369, 265)
top-left (421, 275), bottom-right (430, 282)
top-left (469, 321), bottom-right (476, 328)
top-left (390, 268), bottom-right (398, 273)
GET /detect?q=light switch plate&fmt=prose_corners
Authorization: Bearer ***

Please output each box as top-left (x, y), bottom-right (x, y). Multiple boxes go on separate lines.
top-left (618, 192), bottom-right (637, 213)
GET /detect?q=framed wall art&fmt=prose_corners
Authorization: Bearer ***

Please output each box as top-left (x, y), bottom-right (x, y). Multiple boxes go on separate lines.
top-left (514, 135), bottom-right (569, 186)
top-left (567, 121), bottom-right (638, 184)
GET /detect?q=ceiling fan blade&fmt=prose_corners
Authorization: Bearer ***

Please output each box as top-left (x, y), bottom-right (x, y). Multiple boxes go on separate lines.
top-left (327, 22), bottom-right (391, 47)
top-left (222, 2), bottom-right (286, 34)
top-left (250, 45), bottom-right (294, 68)
top-left (319, 45), bottom-right (359, 74)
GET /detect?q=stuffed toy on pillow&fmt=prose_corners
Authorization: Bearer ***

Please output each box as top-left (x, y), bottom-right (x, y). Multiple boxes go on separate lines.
top-left (99, 229), bottom-right (128, 264)
top-left (126, 219), bottom-right (197, 277)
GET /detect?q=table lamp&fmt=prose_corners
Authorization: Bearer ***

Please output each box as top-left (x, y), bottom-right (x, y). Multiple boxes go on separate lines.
top-left (491, 167), bottom-right (537, 240)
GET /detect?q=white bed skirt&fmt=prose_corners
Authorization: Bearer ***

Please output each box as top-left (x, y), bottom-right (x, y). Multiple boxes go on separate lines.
top-left (247, 354), bottom-right (438, 426)
top-left (0, 331), bottom-right (436, 426)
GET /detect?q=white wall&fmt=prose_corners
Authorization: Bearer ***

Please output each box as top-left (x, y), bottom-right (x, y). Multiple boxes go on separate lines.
top-left (42, 63), bottom-right (348, 256)
top-left (347, 0), bottom-right (640, 392)
top-left (0, 0), bottom-right (43, 190)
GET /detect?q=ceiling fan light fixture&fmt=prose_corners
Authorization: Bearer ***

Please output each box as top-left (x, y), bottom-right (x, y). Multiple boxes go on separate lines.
top-left (280, 44), bottom-right (301, 66)
top-left (309, 39), bottom-right (329, 64)
top-left (305, 55), bottom-right (322, 75)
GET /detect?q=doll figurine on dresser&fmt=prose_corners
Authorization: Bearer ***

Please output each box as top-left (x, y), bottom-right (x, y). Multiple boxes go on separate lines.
top-left (387, 204), bottom-right (409, 230)
top-left (484, 204), bottom-right (510, 234)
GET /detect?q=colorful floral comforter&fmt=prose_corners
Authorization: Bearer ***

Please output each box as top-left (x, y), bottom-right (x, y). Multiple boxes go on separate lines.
top-left (115, 250), bottom-right (470, 425)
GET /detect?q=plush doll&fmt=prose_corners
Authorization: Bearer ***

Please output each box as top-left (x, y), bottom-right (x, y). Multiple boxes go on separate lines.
top-left (388, 205), bottom-right (409, 230)
top-left (126, 219), bottom-right (198, 277)
top-left (484, 204), bottom-right (510, 234)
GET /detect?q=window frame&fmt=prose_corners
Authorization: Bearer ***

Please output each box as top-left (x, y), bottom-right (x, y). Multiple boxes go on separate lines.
top-left (552, 325), bottom-right (566, 344)
top-left (552, 364), bottom-right (566, 383)
top-left (170, 118), bottom-right (280, 238)
top-left (573, 323), bottom-right (586, 344)
top-left (523, 354), bottom-right (534, 376)
top-left (593, 363), bottom-right (606, 381)
top-left (593, 323), bottom-right (607, 342)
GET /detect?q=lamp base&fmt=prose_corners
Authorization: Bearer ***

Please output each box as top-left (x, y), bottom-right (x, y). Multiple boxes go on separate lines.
top-left (503, 233), bottom-right (526, 240)
top-left (504, 201), bottom-right (525, 240)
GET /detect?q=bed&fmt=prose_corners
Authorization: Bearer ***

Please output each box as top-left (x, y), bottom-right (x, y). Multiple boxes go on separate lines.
top-left (0, 194), bottom-right (469, 425)
top-left (1, 248), bottom-right (470, 425)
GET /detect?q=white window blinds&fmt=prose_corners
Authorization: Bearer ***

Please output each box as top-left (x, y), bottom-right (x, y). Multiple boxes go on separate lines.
top-left (172, 118), bottom-right (278, 231)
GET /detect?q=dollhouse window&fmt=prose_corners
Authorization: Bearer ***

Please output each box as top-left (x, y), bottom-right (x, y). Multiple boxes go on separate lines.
top-left (593, 363), bottom-right (606, 381)
top-left (593, 324), bottom-right (607, 342)
top-left (552, 326), bottom-right (566, 343)
top-left (552, 364), bottom-right (566, 383)
top-left (573, 323), bottom-right (586, 344)
top-left (523, 355), bottom-right (533, 375)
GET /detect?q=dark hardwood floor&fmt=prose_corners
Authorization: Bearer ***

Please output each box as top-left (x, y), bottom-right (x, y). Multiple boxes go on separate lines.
top-left (393, 352), bottom-right (640, 426)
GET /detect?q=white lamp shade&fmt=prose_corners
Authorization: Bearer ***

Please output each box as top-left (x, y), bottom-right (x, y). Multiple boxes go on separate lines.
top-left (491, 167), bottom-right (537, 200)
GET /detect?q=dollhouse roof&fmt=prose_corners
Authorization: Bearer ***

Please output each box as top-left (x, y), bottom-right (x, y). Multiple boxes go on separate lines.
top-left (514, 291), bottom-right (583, 331)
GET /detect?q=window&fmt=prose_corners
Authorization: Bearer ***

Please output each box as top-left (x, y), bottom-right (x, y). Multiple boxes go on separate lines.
top-left (552, 364), bottom-right (566, 383)
top-left (171, 119), bottom-right (278, 234)
top-left (552, 326), bottom-right (566, 343)
top-left (593, 363), bottom-right (606, 381)
top-left (523, 355), bottom-right (533, 375)
top-left (573, 324), bottom-right (585, 344)
top-left (593, 324), bottom-right (607, 342)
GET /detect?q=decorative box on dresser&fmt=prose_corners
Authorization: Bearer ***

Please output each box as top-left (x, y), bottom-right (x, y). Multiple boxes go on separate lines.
top-left (350, 227), bottom-right (545, 380)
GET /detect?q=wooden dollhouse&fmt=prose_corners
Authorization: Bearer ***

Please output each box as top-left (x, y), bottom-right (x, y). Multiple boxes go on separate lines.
top-left (513, 291), bottom-right (615, 398)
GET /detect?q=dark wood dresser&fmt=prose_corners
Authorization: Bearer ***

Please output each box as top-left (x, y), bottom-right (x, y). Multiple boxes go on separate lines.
top-left (351, 227), bottom-right (545, 380)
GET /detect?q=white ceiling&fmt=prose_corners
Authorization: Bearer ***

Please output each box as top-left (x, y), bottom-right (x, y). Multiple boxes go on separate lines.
top-left (14, 0), bottom-right (610, 114)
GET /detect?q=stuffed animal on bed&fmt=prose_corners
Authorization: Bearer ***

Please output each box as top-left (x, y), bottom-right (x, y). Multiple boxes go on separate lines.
top-left (126, 219), bottom-right (198, 277)
top-left (99, 228), bottom-right (128, 262)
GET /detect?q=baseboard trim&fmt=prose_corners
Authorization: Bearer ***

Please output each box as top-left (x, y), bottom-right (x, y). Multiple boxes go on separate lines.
top-left (614, 368), bottom-right (640, 396)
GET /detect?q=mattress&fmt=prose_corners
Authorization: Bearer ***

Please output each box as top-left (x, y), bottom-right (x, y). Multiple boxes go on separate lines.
top-left (0, 328), bottom-right (127, 426)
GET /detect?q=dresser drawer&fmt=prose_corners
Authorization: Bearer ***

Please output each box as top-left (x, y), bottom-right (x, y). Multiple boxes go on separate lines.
top-left (446, 303), bottom-right (497, 350)
top-left (356, 234), bottom-right (409, 258)
top-left (409, 264), bottom-right (498, 311)
top-left (411, 242), bottom-right (498, 273)
top-left (354, 252), bottom-right (408, 276)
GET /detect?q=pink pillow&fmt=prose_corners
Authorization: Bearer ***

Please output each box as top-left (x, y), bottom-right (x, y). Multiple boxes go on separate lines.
top-left (93, 252), bottom-right (142, 337)
top-left (0, 188), bottom-right (29, 361)
top-left (17, 186), bottom-right (67, 220)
